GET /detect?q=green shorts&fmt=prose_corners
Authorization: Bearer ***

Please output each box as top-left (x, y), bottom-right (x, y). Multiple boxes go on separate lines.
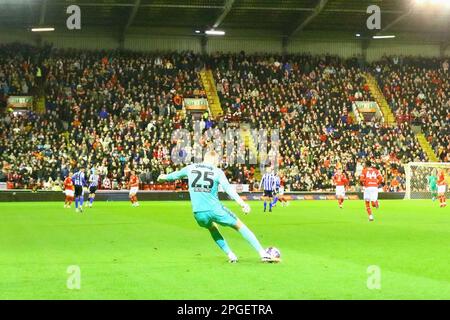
top-left (430, 185), bottom-right (438, 192)
top-left (193, 206), bottom-right (238, 229)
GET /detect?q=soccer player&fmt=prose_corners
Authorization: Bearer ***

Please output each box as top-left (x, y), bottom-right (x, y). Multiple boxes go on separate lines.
top-left (88, 168), bottom-right (99, 208)
top-left (437, 169), bottom-right (447, 208)
top-left (271, 174), bottom-right (288, 207)
top-left (63, 172), bottom-right (75, 208)
top-left (333, 169), bottom-right (349, 209)
top-left (72, 168), bottom-right (87, 213)
top-left (271, 174), bottom-right (280, 207)
top-left (259, 167), bottom-right (277, 213)
top-left (276, 175), bottom-right (290, 207)
top-left (427, 170), bottom-right (438, 201)
top-left (129, 170), bottom-right (140, 207)
top-left (360, 160), bottom-right (383, 222)
top-left (157, 151), bottom-right (278, 263)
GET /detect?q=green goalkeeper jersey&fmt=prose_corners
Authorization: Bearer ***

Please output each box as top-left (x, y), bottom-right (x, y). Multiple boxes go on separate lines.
top-left (428, 175), bottom-right (437, 189)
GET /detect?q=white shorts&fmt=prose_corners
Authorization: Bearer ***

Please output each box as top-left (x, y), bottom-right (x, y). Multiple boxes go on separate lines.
top-left (65, 190), bottom-right (74, 197)
top-left (335, 186), bottom-right (345, 197)
top-left (129, 187), bottom-right (139, 196)
top-left (278, 187), bottom-right (285, 195)
top-left (438, 185), bottom-right (447, 194)
top-left (363, 187), bottom-right (378, 202)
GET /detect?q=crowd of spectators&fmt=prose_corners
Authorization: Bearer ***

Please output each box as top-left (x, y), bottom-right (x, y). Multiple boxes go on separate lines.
top-left (373, 56), bottom-right (449, 162)
top-left (212, 53), bottom-right (427, 191)
top-left (1, 43), bottom-right (445, 192)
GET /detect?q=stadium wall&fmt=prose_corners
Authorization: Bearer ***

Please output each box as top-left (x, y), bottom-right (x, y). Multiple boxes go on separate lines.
top-left (287, 40), bottom-right (361, 58)
top-left (41, 33), bottom-right (119, 50)
top-left (366, 41), bottom-right (443, 61)
top-left (0, 29), bottom-right (36, 45)
top-left (0, 190), bottom-right (405, 202)
top-left (0, 28), bottom-right (448, 59)
top-left (125, 35), bottom-right (202, 53)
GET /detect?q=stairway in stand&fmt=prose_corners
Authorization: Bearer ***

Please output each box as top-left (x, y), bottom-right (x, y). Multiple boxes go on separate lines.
top-left (240, 123), bottom-right (261, 180)
top-left (199, 69), bottom-right (223, 118)
top-left (363, 73), bottom-right (396, 126)
top-left (416, 132), bottom-right (439, 162)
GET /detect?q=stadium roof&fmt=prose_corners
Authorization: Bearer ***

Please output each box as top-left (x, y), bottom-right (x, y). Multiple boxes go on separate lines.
top-left (0, 0), bottom-right (449, 40)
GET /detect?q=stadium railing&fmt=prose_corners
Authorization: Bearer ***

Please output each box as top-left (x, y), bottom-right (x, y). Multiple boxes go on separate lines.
top-left (0, 190), bottom-right (406, 202)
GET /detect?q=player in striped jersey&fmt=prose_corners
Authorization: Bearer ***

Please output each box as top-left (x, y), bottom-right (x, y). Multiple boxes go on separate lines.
top-left (259, 167), bottom-right (277, 213)
top-left (72, 168), bottom-right (87, 213)
top-left (270, 174), bottom-right (281, 208)
top-left (88, 168), bottom-right (99, 208)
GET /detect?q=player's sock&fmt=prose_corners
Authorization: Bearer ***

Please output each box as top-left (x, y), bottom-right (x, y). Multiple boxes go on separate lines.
top-left (263, 201), bottom-right (267, 212)
top-left (209, 227), bottom-right (232, 255)
top-left (89, 197), bottom-right (93, 205)
top-left (272, 197), bottom-right (278, 206)
top-left (75, 197), bottom-right (79, 209)
top-left (269, 202), bottom-right (273, 212)
top-left (79, 196), bottom-right (84, 207)
top-left (238, 224), bottom-right (264, 254)
top-left (130, 197), bottom-right (134, 204)
top-left (365, 201), bottom-right (372, 216)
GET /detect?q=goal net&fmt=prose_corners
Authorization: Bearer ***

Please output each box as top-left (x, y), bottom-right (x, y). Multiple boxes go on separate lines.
top-left (404, 162), bottom-right (450, 200)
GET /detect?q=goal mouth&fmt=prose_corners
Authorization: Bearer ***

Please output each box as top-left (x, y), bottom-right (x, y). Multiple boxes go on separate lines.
top-left (404, 162), bottom-right (450, 200)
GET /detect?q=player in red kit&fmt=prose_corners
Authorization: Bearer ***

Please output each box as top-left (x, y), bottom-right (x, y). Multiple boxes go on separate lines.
top-left (128, 170), bottom-right (140, 207)
top-left (63, 172), bottom-right (75, 208)
top-left (278, 176), bottom-right (289, 207)
top-left (437, 169), bottom-right (447, 208)
top-left (359, 160), bottom-right (383, 221)
top-left (333, 168), bottom-right (349, 209)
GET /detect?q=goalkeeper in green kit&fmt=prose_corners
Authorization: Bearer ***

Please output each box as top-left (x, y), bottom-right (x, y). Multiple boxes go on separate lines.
top-left (428, 171), bottom-right (438, 201)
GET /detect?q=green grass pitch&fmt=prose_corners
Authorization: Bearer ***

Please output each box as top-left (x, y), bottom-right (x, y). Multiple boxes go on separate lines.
top-left (0, 200), bottom-right (449, 300)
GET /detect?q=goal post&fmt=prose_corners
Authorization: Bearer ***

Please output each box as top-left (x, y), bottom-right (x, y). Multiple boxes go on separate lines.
top-left (404, 162), bottom-right (450, 200)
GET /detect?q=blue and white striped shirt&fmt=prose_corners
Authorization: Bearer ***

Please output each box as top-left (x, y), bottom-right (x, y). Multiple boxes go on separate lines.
top-left (274, 175), bottom-right (281, 189)
top-left (72, 171), bottom-right (87, 187)
top-left (89, 174), bottom-right (99, 187)
top-left (260, 173), bottom-right (277, 191)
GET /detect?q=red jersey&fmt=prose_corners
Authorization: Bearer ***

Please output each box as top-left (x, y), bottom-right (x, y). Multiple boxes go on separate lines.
top-left (333, 172), bottom-right (348, 186)
top-left (64, 177), bottom-right (74, 191)
top-left (360, 167), bottom-right (383, 187)
top-left (438, 172), bottom-right (447, 186)
top-left (129, 175), bottom-right (139, 188)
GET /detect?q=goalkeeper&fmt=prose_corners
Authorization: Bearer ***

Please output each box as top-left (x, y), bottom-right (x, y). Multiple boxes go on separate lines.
top-left (158, 150), bottom-right (278, 263)
top-left (428, 171), bottom-right (438, 201)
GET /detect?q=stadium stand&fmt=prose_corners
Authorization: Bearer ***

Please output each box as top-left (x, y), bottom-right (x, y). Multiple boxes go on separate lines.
top-left (1, 44), bottom-right (443, 192)
top-left (374, 56), bottom-right (449, 162)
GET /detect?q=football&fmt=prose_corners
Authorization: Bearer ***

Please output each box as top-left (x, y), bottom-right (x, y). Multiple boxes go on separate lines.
top-left (266, 247), bottom-right (281, 260)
